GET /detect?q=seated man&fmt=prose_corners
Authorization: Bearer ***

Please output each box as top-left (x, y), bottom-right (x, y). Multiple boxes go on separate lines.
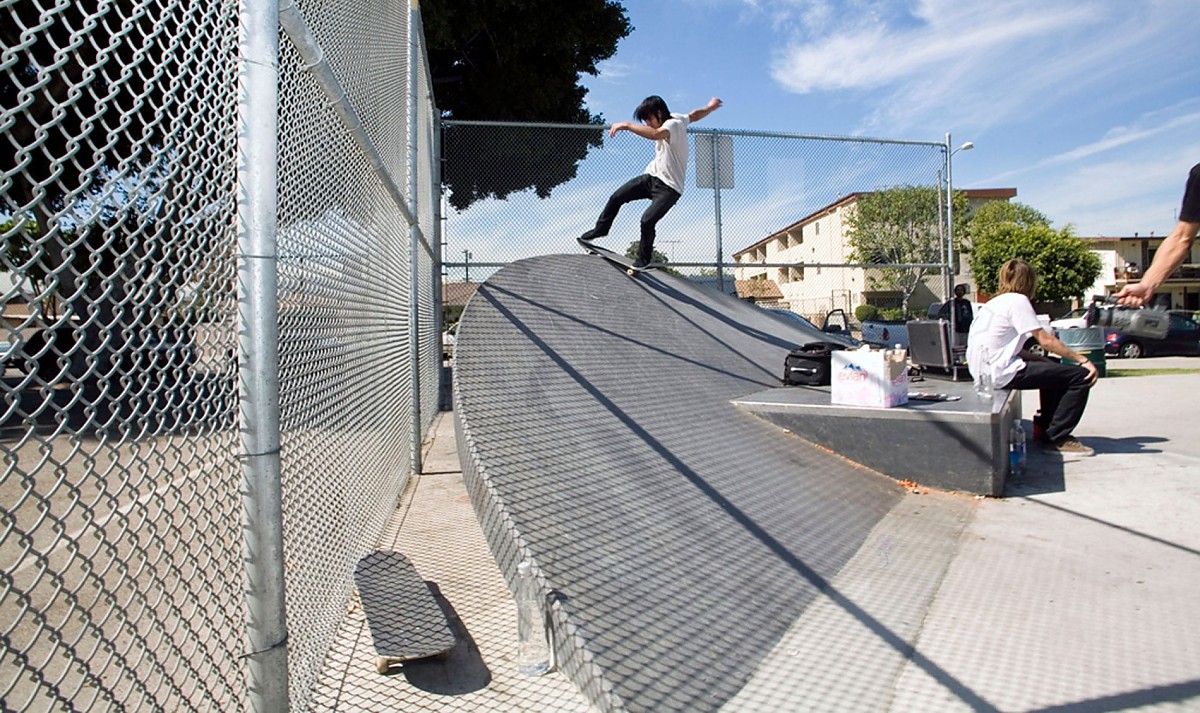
top-left (968, 260), bottom-right (1099, 456)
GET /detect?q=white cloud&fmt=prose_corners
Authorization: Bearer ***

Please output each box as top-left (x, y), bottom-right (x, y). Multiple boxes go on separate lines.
top-left (1050, 109), bottom-right (1200, 165)
top-left (764, 0), bottom-right (1195, 135)
top-left (772, 1), bottom-right (1086, 90)
top-left (976, 100), bottom-right (1200, 187)
top-left (594, 59), bottom-right (633, 83)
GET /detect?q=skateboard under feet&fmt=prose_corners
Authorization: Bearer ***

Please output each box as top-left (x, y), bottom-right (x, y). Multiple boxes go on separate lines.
top-left (577, 237), bottom-right (664, 276)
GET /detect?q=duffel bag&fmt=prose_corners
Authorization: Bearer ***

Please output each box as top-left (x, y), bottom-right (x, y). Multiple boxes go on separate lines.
top-left (782, 341), bottom-right (845, 386)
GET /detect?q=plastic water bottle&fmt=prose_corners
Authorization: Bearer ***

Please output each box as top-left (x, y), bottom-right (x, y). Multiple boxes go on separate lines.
top-left (974, 367), bottom-right (994, 403)
top-left (1010, 419), bottom-right (1027, 478)
top-left (974, 347), bottom-right (994, 403)
top-left (515, 560), bottom-right (550, 676)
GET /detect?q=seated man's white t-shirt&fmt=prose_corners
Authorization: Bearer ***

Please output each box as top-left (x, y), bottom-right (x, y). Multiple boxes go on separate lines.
top-left (967, 292), bottom-right (1042, 388)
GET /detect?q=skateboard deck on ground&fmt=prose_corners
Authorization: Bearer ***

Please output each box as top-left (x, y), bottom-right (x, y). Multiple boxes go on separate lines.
top-left (577, 238), bottom-right (664, 276)
top-left (354, 550), bottom-right (455, 674)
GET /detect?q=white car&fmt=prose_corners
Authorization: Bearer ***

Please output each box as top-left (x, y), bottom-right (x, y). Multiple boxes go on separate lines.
top-left (1050, 308), bottom-right (1090, 330)
top-left (442, 323), bottom-right (457, 359)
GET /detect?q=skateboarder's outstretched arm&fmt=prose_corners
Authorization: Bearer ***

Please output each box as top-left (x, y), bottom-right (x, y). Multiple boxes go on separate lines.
top-left (609, 121), bottom-right (669, 140)
top-left (687, 97), bottom-right (723, 123)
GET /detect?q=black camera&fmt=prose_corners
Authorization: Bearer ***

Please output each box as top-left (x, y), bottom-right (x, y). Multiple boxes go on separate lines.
top-left (1084, 296), bottom-right (1169, 340)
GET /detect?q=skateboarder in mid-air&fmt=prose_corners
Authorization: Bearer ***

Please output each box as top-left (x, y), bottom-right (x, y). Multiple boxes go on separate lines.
top-left (579, 95), bottom-right (723, 268)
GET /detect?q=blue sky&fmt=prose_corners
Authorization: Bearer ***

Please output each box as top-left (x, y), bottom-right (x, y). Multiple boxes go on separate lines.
top-left (579, 0), bottom-right (1200, 238)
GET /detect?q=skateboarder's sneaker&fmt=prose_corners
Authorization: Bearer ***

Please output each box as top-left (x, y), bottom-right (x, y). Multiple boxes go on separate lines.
top-left (579, 228), bottom-right (607, 241)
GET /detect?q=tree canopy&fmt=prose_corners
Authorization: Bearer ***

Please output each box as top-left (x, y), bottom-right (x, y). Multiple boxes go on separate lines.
top-left (960, 200), bottom-right (1052, 243)
top-left (422, 0), bottom-right (632, 209)
top-left (845, 185), bottom-right (968, 316)
top-left (2, 1), bottom-right (175, 223)
top-left (965, 202), bottom-right (1102, 303)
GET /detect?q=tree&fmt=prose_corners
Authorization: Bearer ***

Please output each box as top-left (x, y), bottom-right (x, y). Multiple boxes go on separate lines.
top-left (621, 241), bottom-right (678, 275)
top-left (422, 0), bottom-right (632, 210)
top-left (2, 1), bottom-right (225, 387)
top-left (1, 2), bottom-right (172, 222)
top-left (968, 220), bottom-right (1102, 304)
top-left (845, 185), bottom-right (969, 317)
top-left (960, 200), bottom-right (1051, 254)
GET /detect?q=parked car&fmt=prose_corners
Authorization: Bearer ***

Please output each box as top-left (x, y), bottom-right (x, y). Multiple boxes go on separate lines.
top-left (442, 322), bottom-right (458, 360)
top-left (926, 301), bottom-right (982, 321)
top-left (1, 335), bottom-right (25, 371)
top-left (764, 308), bottom-right (862, 347)
top-left (9, 325), bottom-right (196, 381)
top-left (1049, 308), bottom-right (1090, 330)
top-left (1104, 312), bottom-right (1200, 359)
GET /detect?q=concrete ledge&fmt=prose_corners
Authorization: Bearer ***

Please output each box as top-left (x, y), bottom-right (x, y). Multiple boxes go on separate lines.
top-left (733, 381), bottom-right (1021, 496)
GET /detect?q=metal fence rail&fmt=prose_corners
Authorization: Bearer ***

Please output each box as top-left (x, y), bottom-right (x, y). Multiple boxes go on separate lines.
top-left (2, 0), bottom-right (439, 709)
top-left (440, 121), bottom-right (956, 325)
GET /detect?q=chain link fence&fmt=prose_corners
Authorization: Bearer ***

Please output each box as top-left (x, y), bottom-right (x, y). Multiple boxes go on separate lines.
top-left (2, 0), bottom-right (439, 709)
top-left (441, 122), bottom-right (959, 336)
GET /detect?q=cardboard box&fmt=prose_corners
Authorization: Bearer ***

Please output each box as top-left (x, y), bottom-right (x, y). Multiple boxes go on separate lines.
top-left (831, 348), bottom-right (909, 408)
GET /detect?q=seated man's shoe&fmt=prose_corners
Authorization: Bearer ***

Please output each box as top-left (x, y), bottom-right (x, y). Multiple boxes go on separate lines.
top-left (1042, 436), bottom-right (1095, 457)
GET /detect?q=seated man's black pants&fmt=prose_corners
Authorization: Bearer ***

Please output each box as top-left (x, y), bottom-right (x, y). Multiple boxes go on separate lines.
top-left (1004, 359), bottom-right (1092, 443)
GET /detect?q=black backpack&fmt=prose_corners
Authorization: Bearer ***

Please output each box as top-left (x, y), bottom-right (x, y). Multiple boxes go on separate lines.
top-left (782, 341), bottom-right (845, 386)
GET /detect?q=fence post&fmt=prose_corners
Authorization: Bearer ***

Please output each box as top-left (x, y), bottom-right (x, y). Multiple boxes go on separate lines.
top-left (435, 120), bottom-right (448, 411)
top-left (237, 0), bottom-right (290, 708)
top-left (711, 133), bottom-right (725, 293)
top-left (408, 0), bottom-right (424, 475)
top-left (944, 133), bottom-right (956, 336)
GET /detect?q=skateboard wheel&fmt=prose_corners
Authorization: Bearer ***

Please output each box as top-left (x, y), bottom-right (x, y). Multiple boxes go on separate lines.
top-left (626, 268), bottom-right (635, 277)
top-left (376, 657), bottom-right (391, 674)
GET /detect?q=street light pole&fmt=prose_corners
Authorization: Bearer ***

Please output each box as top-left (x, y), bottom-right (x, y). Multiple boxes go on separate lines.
top-left (945, 133), bottom-right (973, 341)
top-left (463, 248), bottom-right (472, 283)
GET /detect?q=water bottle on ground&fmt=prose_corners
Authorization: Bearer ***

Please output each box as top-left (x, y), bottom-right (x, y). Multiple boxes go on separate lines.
top-left (515, 560), bottom-right (550, 676)
top-left (1010, 419), bottom-right (1027, 478)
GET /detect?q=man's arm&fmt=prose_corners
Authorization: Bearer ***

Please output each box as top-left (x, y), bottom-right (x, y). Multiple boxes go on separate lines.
top-left (1030, 328), bottom-right (1099, 384)
top-left (1114, 219), bottom-right (1199, 306)
top-left (687, 97), bottom-right (723, 124)
top-left (1116, 162), bottom-right (1200, 306)
top-left (608, 121), bottom-right (669, 141)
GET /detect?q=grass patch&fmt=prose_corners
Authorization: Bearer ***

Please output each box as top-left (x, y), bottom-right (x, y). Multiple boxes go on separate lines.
top-left (1105, 368), bottom-right (1200, 378)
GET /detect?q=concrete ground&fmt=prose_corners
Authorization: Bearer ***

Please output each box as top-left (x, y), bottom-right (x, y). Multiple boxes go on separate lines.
top-left (314, 356), bottom-right (1200, 712)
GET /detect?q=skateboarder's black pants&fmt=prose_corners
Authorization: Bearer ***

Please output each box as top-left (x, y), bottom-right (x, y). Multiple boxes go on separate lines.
top-left (582, 174), bottom-right (680, 265)
top-left (1002, 359), bottom-right (1092, 443)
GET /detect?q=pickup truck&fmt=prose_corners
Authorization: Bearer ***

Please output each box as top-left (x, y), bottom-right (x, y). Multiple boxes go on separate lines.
top-left (860, 320), bottom-right (909, 349)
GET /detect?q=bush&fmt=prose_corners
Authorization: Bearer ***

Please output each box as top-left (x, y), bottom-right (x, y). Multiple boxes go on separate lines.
top-left (855, 304), bottom-right (879, 322)
top-left (878, 307), bottom-right (906, 322)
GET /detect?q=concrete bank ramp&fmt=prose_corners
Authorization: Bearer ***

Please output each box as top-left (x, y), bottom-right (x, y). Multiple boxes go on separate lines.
top-left (452, 253), bottom-right (972, 712)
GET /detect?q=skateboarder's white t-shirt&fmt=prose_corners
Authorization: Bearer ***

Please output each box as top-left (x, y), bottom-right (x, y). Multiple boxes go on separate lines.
top-left (644, 113), bottom-right (691, 195)
top-left (966, 292), bottom-right (1042, 388)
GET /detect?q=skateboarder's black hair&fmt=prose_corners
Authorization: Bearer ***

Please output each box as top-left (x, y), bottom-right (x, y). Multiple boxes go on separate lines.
top-left (634, 95), bottom-right (671, 124)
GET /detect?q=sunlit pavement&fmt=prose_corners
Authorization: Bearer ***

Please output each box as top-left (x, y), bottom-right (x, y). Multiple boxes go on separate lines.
top-left (316, 355), bottom-right (1200, 711)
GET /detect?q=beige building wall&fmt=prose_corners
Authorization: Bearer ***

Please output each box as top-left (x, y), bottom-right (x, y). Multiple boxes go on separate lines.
top-left (734, 199), bottom-right (864, 320)
top-left (734, 189), bottom-right (1016, 320)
